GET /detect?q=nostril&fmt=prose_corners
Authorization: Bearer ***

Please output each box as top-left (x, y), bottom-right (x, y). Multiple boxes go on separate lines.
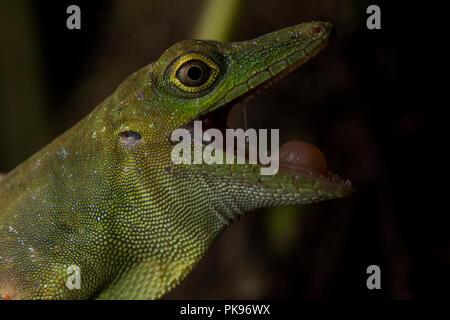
top-left (312, 25), bottom-right (323, 34)
top-left (119, 131), bottom-right (142, 146)
top-left (290, 32), bottom-right (299, 40)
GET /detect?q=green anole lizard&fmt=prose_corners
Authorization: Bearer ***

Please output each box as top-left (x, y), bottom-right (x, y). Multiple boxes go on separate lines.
top-left (0, 21), bottom-right (352, 299)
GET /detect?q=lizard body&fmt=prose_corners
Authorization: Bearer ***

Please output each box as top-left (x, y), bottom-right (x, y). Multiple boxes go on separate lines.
top-left (0, 22), bottom-right (352, 299)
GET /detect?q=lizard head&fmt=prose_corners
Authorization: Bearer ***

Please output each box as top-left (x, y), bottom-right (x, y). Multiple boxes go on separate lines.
top-left (145, 21), bottom-right (351, 200)
top-left (111, 21), bottom-right (352, 216)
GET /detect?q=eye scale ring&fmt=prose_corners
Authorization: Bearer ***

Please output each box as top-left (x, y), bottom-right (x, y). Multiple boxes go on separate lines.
top-left (169, 53), bottom-right (220, 93)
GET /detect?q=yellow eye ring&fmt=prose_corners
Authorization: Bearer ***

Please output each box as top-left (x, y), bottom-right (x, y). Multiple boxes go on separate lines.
top-left (169, 53), bottom-right (219, 93)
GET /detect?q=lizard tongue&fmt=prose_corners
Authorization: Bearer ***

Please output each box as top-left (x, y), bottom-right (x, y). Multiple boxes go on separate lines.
top-left (279, 140), bottom-right (329, 176)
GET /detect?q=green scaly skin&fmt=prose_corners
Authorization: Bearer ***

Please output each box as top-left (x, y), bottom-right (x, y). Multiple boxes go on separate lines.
top-left (0, 22), bottom-right (352, 299)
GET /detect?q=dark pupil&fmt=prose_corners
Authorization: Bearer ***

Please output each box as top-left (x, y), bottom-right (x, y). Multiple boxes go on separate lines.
top-left (187, 66), bottom-right (202, 81)
top-left (176, 60), bottom-right (211, 87)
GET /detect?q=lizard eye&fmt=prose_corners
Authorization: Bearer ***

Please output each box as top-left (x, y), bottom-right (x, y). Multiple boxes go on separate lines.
top-left (176, 60), bottom-right (210, 87)
top-left (169, 53), bottom-right (220, 93)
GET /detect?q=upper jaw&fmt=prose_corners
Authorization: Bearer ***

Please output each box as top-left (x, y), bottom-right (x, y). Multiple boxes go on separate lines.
top-left (203, 21), bottom-right (334, 115)
top-left (196, 21), bottom-right (335, 134)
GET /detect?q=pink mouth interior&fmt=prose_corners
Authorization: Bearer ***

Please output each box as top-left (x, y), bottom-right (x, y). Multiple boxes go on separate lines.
top-left (279, 140), bottom-right (329, 176)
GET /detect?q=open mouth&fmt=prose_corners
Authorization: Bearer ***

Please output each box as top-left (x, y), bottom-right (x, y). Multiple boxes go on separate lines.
top-left (185, 22), bottom-right (352, 190)
top-left (194, 84), bottom-right (352, 190)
